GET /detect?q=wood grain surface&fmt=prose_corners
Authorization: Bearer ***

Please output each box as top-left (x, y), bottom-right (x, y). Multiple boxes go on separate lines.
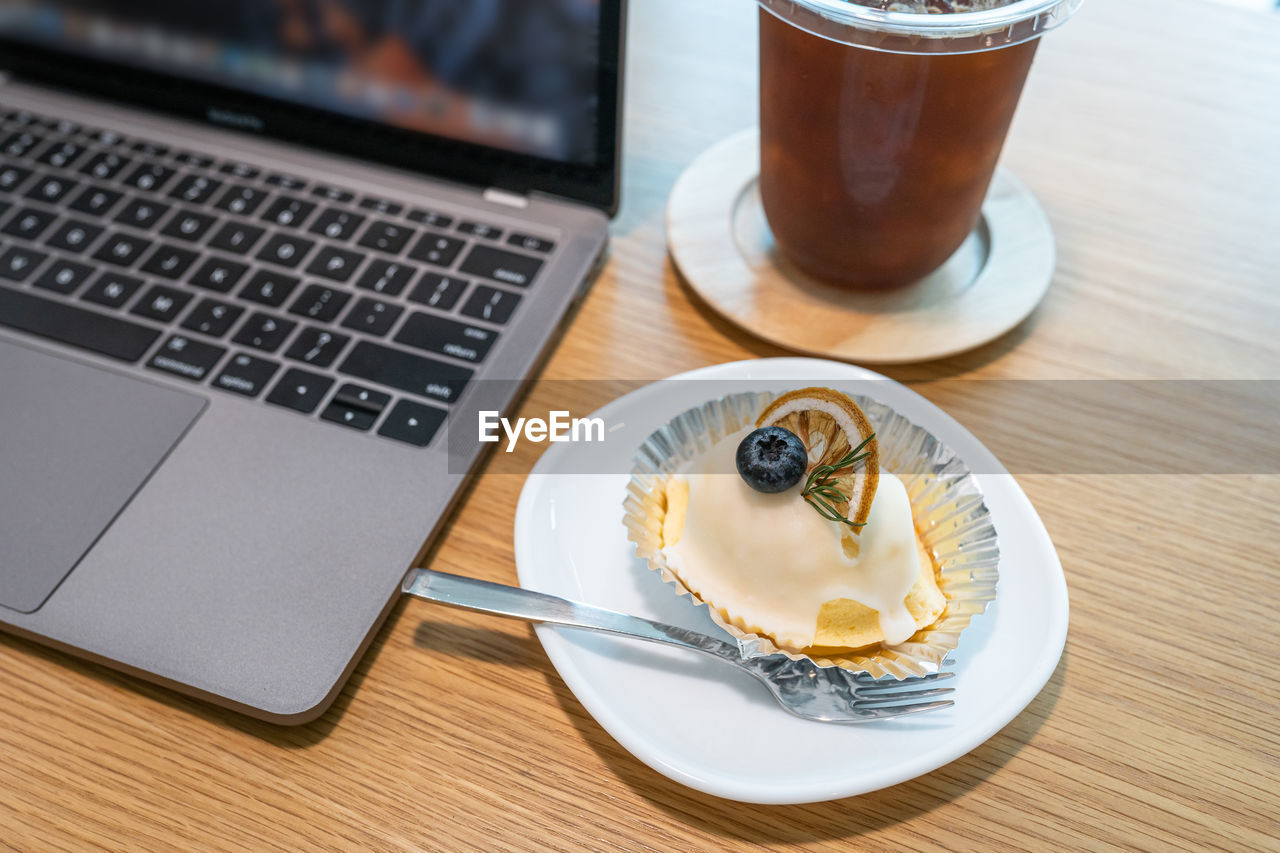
top-left (4, 0), bottom-right (1278, 849)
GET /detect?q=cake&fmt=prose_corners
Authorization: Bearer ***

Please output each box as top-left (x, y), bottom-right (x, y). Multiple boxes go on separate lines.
top-left (653, 388), bottom-right (946, 653)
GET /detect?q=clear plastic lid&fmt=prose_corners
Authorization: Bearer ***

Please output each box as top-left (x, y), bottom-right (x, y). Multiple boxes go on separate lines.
top-left (758, 0), bottom-right (1085, 54)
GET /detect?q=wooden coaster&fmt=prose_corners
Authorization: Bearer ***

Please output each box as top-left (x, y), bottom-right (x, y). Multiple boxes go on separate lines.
top-left (666, 129), bottom-right (1056, 364)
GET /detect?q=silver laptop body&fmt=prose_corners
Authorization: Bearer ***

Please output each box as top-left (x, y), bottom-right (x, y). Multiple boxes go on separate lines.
top-left (0, 1), bottom-right (622, 722)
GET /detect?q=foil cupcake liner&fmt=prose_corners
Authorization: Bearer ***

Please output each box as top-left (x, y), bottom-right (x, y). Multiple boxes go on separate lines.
top-left (622, 390), bottom-right (999, 679)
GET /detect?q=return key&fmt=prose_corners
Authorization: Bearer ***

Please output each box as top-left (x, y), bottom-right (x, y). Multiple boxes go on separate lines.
top-left (395, 312), bottom-right (499, 364)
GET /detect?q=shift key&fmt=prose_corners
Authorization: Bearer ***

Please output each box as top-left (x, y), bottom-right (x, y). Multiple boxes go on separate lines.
top-left (338, 341), bottom-right (472, 404)
top-left (458, 244), bottom-right (544, 288)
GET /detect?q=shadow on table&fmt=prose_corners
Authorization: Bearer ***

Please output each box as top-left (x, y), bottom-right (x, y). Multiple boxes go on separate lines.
top-left (543, 632), bottom-right (1066, 844)
top-left (413, 612), bottom-right (1066, 842)
top-left (410, 614), bottom-right (1066, 842)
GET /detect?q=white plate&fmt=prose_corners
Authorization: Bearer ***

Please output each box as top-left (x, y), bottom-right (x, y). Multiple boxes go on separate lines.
top-left (513, 358), bottom-right (1068, 804)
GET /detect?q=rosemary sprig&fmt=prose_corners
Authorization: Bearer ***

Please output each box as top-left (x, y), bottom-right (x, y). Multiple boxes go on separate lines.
top-left (800, 433), bottom-right (876, 527)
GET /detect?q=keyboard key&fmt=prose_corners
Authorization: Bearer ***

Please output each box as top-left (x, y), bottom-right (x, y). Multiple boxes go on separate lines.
top-left (168, 174), bottom-right (222, 205)
top-left (266, 367), bottom-right (332, 414)
top-left (214, 184), bottom-right (268, 216)
top-left (457, 221), bottom-right (503, 240)
top-left (359, 196), bottom-right (402, 215)
top-left (507, 233), bottom-right (556, 254)
top-left (460, 285), bottom-right (521, 325)
top-left (33, 258), bottom-right (94, 294)
top-left (24, 174), bottom-right (77, 204)
top-left (148, 334), bottom-right (225, 381)
top-left (239, 269), bottom-right (299, 307)
top-left (394, 313), bottom-right (498, 364)
top-left (232, 311), bottom-right (296, 352)
top-left (69, 186), bottom-right (123, 216)
top-left (306, 246), bottom-right (364, 282)
top-left (209, 221), bottom-right (265, 254)
top-left (0, 165), bottom-right (32, 191)
top-left (91, 129), bottom-right (126, 146)
top-left (35, 140), bottom-right (86, 169)
top-left (288, 284), bottom-right (350, 322)
top-left (45, 219), bottom-right (104, 254)
top-left (49, 118), bottom-right (80, 136)
top-left (407, 208), bottom-right (453, 228)
top-left (256, 233), bottom-right (314, 268)
top-left (92, 232), bottom-right (151, 268)
top-left (355, 259), bottom-right (416, 296)
top-left (357, 220), bottom-right (414, 254)
top-left (320, 401), bottom-right (377, 431)
top-left (407, 232), bottom-right (465, 268)
top-left (408, 273), bottom-right (467, 310)
top-left (261, 195), bottom-right (316, 228)
top-left (123, 163), bottom-right (176, 193)
top-left (189, 256), bottom-right (249, 292)
top-left (377, 399), bottom-right (447, 447)
top-left (181, 298), bottom-right (243, 337)
top-left (218, 162), bottom-right (260, 180)
top-left (115, 197), bottom-right (171, 230)
top-left (264, 173), bottom-right (307, 190)
top-left (285, 326), bottom-right (350, 368)
top-left (139, 243), bottom-right (199, 279)
top-left (6, 111), bottom-right (40, 127)
top-left (458, 244), bottom-right (543, 288)
top-left (82, 272), bottom-right (143, 308)
top-left (311, 184), bottom-right (353, 203)
top-left (175, 152), bottom-right (214, 169)
top-left (341, 296), bottom-right (402, 337)
top-left (0, 286), bottom-right (159, 362)
top-left (322, 382), bottom-right (391, 430)
top-left (308, 208), bottom-right (365, 241)
top-left (0, 246), bottom-right (48, 281)
top-left (332, 383), bottom-right (390, 413)
top-left (36, 117), bottom-right (68, 134)
top-left (131, 284), bottom-right (193, 323)
top-left (130, 141), bottom-right (169, 158)
top-left (161, 209), bottom-right (218, 242)
top-left (2, 131), bottom-right (43, 157)
top-left (79, 151), bottom-right (131, 180)
top-left (339, 341), bottom-right (472, 404)
top-left (213, 352), bottom-right (279, 397)
top-left (3, 127), bottom-right (43, 147)
top-left (2, 207), bottom-right (58, 240)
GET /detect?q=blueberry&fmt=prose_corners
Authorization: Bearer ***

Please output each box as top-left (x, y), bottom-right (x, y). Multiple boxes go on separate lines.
top-left (735, 426), bottom-right (808, 493)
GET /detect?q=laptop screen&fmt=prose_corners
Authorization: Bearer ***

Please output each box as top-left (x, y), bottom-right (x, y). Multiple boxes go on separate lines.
top-left (0, 1), bottom-right (602, 166)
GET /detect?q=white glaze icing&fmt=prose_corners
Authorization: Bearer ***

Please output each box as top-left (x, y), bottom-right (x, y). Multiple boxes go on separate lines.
top-left (664, 430), bottom-right (920, 648)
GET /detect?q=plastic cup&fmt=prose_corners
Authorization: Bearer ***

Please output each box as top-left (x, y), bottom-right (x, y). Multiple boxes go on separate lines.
top-left (757, 0), bottom-right (1082, 290)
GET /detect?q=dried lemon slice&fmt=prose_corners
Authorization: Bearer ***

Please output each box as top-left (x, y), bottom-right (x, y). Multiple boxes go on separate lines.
top-left (756, 387), bottom-right (880, 532)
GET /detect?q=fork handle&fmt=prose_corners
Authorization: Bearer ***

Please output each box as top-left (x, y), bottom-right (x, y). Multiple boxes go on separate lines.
top-left (402, 569), bottom-right (739, 658)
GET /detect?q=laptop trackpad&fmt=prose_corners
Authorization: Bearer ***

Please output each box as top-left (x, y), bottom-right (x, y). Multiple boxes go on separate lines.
top-left (0, 340), bottom-right (206, 613)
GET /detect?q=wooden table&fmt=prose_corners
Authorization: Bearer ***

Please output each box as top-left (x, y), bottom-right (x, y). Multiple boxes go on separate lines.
top-left (5, 0), bottom-right (1278, 848)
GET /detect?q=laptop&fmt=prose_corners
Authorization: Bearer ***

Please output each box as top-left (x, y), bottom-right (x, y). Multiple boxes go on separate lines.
top-left (0, 0), bottom-right (622, 723)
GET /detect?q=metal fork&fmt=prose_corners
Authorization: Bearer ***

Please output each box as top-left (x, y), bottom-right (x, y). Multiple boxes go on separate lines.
top-left (403, 569), bottom-right (954, 723)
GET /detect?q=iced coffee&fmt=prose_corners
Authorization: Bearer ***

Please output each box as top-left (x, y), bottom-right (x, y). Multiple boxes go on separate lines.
top-left (758, 0), bottom-right (1079, 290)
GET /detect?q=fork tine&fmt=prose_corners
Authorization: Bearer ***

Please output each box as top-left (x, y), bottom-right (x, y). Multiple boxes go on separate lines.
top-left (851, 699), bottom-right (955, 720)
top-left (854, 686), bottom-right (955, 706)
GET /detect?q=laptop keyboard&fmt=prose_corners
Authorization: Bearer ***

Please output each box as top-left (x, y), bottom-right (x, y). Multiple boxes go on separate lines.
top-left (0, 105), bottom-right (557, 448)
